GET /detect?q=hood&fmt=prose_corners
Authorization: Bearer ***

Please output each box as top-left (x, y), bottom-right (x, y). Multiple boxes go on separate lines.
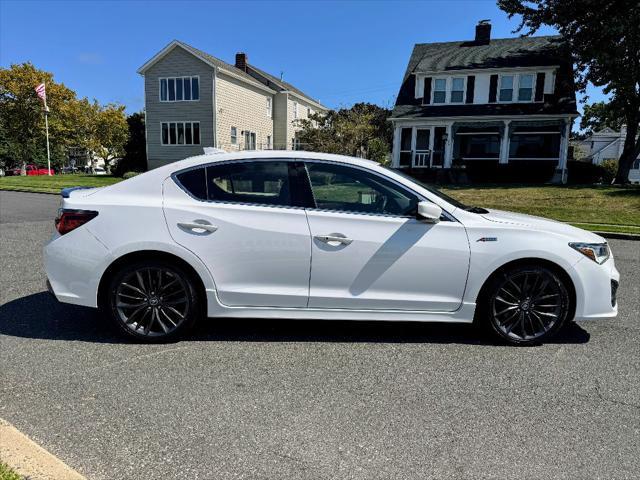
top-left (481, 209), bottom-right (605, 242)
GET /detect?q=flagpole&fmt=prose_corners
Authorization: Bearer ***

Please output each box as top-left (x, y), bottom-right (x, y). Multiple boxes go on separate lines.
top-left (43, 81), bottom-right (51, 176)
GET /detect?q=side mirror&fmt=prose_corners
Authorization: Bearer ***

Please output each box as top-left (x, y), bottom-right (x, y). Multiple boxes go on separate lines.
top-left (416, 201), bottom-right (442, 223)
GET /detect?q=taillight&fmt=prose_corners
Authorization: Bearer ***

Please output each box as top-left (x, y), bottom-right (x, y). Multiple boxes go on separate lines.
top-left (55, 209), bottom-right (98, 235)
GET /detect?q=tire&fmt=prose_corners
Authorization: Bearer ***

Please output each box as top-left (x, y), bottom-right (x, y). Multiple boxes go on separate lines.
top-left (105, 259), bottom-right (201, 342)
top-left (481, 264), bottom-right (571, 346)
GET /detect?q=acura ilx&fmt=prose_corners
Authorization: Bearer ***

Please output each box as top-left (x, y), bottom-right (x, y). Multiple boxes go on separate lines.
top-left (44, 151), bottom-right (619, 345)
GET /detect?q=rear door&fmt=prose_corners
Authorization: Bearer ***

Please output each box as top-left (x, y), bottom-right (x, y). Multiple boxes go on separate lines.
top-left (163, 160), bottom-right (312, 308)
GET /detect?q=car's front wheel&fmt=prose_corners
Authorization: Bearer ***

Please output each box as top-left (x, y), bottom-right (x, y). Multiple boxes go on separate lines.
top-left (106, 260), bottom-right (200, 342)
top-left (483, 265), bottom-right (571, 345)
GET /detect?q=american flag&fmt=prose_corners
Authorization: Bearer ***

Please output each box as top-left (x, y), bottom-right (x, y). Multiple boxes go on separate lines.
top-left (35, 83), bottom-right (46, 102)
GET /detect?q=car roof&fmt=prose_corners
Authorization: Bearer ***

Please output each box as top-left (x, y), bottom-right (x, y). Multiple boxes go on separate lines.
top-left (170, 150), bottom-right (380, 172)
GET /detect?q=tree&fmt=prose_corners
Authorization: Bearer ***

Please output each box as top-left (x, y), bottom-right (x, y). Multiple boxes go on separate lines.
top-left (579, 101), bottom-right (624, 134)
top-left (95, 104), bottom-right (128, 168)
top-left (0, 62), bottom-right (81, 169)
top-left (295, 103), bottom-right (392, 163)
top-left (497, 0), bottom-right (640, 183)
top-left (113, 112), bottom-right (147, 176)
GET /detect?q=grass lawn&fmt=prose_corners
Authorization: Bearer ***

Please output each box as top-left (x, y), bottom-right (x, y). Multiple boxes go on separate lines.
top-left (441, 184), bottom-right (640, 234)
top-left (0, 174), bottom-right (121, 194)
top-left (0, 461), bottom-right (21, 480)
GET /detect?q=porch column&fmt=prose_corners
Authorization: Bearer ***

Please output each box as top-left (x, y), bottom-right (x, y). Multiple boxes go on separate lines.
top-left (557, 119), bottom-right (572, 183)
top-left (392, 126), bottom-right (401, 167)
top-left (444, 123), bottom-right (453, 168)
top-left (499, 120), bottom-right (511, 164)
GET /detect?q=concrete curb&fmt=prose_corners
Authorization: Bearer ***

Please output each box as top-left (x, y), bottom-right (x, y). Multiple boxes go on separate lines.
top-left (0, 188), bottom-right (59, 195)
top-left (0, 418), bottom-right (86, 480)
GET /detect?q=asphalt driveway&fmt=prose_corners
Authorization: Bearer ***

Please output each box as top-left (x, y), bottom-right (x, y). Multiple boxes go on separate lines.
top-left (1, 190), bottom-right (639, 480)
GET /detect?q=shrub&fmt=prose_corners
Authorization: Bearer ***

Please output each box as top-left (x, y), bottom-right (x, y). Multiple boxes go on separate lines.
top-left (600, 159), bottom-right (618, 184)
top-left (567, 160), bottom-right (605, 184)
top-left (122, 171), bottom-right (140, 179)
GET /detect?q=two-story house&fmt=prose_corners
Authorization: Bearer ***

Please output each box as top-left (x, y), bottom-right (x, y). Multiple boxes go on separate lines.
top-left (138, 40), bottom-right (326, 169)
top-left (390, 21), bottom-right (578, 183)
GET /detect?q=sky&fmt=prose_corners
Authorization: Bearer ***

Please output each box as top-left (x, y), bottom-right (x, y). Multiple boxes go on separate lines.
top-left (1, 0), bottom-right (606, 116)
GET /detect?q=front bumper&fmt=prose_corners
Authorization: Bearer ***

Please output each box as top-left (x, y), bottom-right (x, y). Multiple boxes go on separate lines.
top-left (572, 255), bottom-right (620, 321)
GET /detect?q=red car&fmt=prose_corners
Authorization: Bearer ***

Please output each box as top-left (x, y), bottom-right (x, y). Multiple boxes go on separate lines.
top-left (8, 164), bottom-right (54, 176)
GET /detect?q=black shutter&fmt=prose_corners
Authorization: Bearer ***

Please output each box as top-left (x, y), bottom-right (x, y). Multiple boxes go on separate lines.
top-left (465, 76), bottom-right (475, 103)
top-left (423, 77), bottom-right (432, 104)
top-left (535, 72), bottom-right (545, 101)
top-left (488, 74), bottom-right (498, 103)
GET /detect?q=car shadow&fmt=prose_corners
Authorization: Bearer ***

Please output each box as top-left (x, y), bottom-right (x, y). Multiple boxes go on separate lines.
top-left (0, 292), bottom-right (591, 346)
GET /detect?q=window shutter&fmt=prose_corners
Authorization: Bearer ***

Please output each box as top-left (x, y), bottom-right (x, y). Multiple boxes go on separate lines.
top-left (488, 74), bottom-right (498, 103)
top-left (465, 76), bottom-right (475, 103)
top-left (535, 72), bottom-right (545, 101)
top-left (423, 77), bottom-right (432, 104)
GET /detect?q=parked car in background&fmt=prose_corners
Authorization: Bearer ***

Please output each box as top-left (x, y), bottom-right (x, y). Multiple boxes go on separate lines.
top-left (7, 164), bottom-right (55, 176)
top-left (93, 167), bottom-right (107, 175)
top-left (61, 166), bottom-right (79, 174)
top-left (44, 151), bottom-right (619, 345)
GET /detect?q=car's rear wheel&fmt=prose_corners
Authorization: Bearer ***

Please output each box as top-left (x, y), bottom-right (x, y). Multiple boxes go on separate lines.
top-left (107, 260), bottom-right (200, 342)
top-left (483, 265), bottom-right (571, 345)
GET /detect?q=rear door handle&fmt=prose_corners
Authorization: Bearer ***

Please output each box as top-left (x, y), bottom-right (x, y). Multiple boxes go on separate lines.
top-left (314, 234), bottom-right (353, 245)
top-left (177, 221), bottom-right (218, 233)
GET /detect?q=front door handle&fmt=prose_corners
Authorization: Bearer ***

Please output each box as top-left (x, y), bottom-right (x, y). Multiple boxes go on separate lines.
top-left (314, 234), bottom-right (353, 246)
top-left (177, 221), bottom-right (218, 234)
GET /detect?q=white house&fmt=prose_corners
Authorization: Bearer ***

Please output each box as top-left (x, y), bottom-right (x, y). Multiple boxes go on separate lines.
top-left (579, 126), bottom-right (640, 183)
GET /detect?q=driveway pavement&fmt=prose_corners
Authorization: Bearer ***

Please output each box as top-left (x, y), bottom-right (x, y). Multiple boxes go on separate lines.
top-left (1, 190), bottom-right (639, 480)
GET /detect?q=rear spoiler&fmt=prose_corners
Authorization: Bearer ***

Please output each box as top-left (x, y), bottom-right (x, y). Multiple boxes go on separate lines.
top-left (60, 186), bottom-right (94, 198)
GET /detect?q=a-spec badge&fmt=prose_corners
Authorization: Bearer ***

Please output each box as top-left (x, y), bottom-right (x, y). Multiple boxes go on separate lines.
top-left (477, 237), bottom-right (498, 242)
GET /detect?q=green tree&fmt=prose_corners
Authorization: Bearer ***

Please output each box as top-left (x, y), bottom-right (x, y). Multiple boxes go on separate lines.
top-left (114, 111), bottom-right (147, 176)
top-left (295, 103), bottom-right (392, 163)
top-left (498, 0), bottom-right (640, 184)
top-left (95, 104), bottom-right (128, 169)
top-left (579, 101), bottom-right (624, 134)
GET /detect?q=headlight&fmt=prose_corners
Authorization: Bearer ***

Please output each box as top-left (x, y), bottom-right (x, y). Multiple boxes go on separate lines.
top-left (569, 242), bottom-right (610, 264)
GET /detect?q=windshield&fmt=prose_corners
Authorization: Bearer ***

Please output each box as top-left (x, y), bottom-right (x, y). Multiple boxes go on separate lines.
top-left (382, 166), bottom-right (470, 210)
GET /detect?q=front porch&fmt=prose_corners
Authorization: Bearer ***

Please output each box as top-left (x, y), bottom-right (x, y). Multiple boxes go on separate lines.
top-left (391, 118), bottom-right (573, 183)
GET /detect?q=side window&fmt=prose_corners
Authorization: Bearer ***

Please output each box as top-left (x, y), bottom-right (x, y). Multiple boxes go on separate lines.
top-left (175, 167), bottom-right (207, 200)
top-left (305, 162), bottom-right (419, 216)
top-left (206, 161), bottom-right (293, 207)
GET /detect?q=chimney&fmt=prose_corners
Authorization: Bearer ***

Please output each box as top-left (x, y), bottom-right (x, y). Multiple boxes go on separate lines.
top-left (475, 20), bottom-right (491, 44)
top-left (235, 52), bottom-right (248, 71)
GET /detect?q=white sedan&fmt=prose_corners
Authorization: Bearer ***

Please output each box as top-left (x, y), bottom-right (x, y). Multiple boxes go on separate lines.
top-left (44, 151), bottom-right (619, 345)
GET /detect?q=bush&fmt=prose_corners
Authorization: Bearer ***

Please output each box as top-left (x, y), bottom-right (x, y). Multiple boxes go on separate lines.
top-left (567, 160), bottom-right (605, 184)
top-left (122, 171), bottom-right (140, 179)
top-left (600, 159), bottom-right (618, 184)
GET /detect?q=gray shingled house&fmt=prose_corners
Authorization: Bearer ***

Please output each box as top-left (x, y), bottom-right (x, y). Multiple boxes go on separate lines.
top-left (389, 21), bottom-right (578, 183)
top-left (138, 40), bottom-right (326, 169)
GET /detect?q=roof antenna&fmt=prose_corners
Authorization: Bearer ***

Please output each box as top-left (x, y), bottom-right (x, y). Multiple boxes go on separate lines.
top-left (280, 71), bottom-right (284, 81)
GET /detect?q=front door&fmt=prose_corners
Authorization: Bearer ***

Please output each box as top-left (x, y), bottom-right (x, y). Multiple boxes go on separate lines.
top-left (303, 161), bottom-right (470, 311)
top-left (163, 160), bottom-right (311, 308)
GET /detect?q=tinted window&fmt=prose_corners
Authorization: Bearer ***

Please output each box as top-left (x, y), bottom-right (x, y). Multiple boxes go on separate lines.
top-left (176, 168), bottom-right (207, 200)
top-left (305, 162), bottom-right (418, 216)
top-left (206, 161), bottom-right (292, 207)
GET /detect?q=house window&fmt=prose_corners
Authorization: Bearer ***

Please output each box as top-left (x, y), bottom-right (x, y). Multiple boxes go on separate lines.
top-left (266, 97), bottom-right (272, 118)
top-left (499, 75), bottom-right (514, 102)
top-left (399, 128), bottom-right (412, 167)
top-left (307, 108), bottom-right (312, 117)
top-left (450, 78), bottom-right (465, 103)
top-left (518, 74), bottom-right (534, 101)
top-left (293, 101), bottom-right (298, 119)
top-left (159, 76), bottom-right (200, 102)
top-left (266, 135), bottom-right (272, 149)
top-left (433, 79), bottom-right (447, 103)
top-left (230, 126), bottom-right (237, 145)
top-left (161, 122), bottom-right (200, 145)
top-left (509, 128), bottom-right (561, 159)
top-left (244, 131), bottom-right (256, 150)
top-left (454, 127), bottom-right (501, 160)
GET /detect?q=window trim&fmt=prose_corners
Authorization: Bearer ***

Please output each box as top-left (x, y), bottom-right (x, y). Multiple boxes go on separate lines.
top-left (430, 76), bottom-right (467, 105)
top-left (432, 77), bottom-right (448, 104)
top-left (159, 76), bottom-right (200, 102)
top-left (266, 97), bottom-right (273, 118)
top-left (160, 121), bottom-right (201, 146)
top-left (449, 77), bottom-right (466, 104)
